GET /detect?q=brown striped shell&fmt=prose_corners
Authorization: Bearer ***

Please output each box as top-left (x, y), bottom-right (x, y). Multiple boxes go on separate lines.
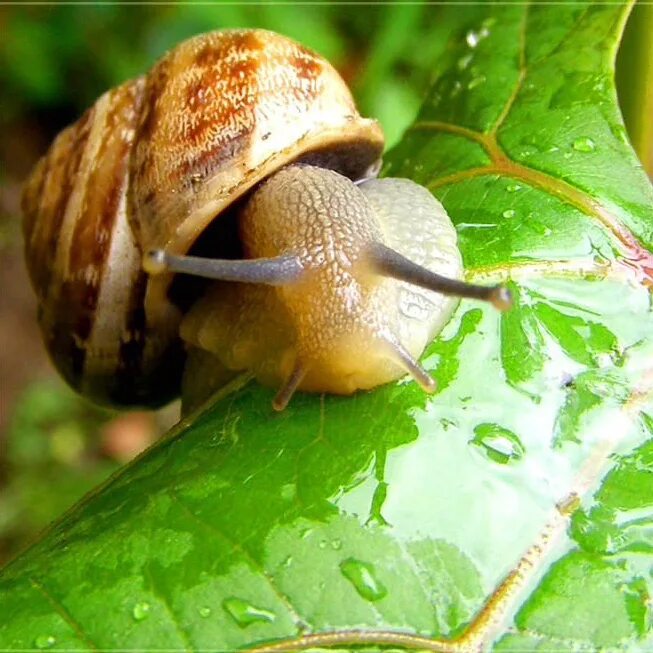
top-left (21, 29), bottom-right (384, 407)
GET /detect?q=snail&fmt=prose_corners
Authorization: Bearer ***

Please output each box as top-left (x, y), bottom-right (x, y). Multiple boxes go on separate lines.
top-left (21, 28), bottom-right (511, 412)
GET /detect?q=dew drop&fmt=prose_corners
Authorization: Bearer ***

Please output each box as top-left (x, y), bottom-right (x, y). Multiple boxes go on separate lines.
top-left (502, 209), bottom-right (516, 219)
top-left (132, 601), bottom-right (151, 621)
top-left (572, 137), bottom-right (595, 153)
top-left (280, 483), bottom-right (296, 501)
top-left (319, 539), bottom-right (328, 549)
top-left (506, 184), bottom-right (521, 193)
top-left (592, 75), bottom-right (607, 92)
top-left (340, 558), bottom-right (387, 602)
top-left (525, 217), bottom-right (552, 237)
top-left (471, 423), bottom-right (525, 464)
top-left (199, 606), bottom-right (212, 618)
top-left (466, 30), bottom-right (480, 47)
top-left (450, 80), bottom-right (463, 98)
top-left (457, 53), bottom-right (473, 70)
top-left (465, 25), bottom-right (490, 48)
top-left (467, 75), bottom-right (486, 90)
top-left (440, 417), bottom-right (457, 431)
top-left (34, 635), bottom-right (56, 649)
top-left (518, 146), bottom-right (537, 158)
top-left (222, 597), bottom-right (276, 628)
top-left (331, 538), bottom-right (342, 550)
top-left (610, 122), bottom-right (629, 144)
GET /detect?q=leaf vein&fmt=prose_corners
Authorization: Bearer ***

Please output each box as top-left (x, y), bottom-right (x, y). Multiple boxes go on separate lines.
top-left (29, 577), bottom-right (99, 651)
top-left (168, 492), bottom-right (305, 632)
top-left (421, 160), bottom-right (653, 285)
top-left (467, 258), bottom-right (613, 282)
top-left (490, 3), bottom-right (529, 134)
top-left (143, 565), bottom-right (196, 652)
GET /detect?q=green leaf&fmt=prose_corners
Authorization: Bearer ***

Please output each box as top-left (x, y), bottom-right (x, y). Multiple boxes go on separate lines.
top-left (616, 3), bottom-right (653, 178)
top-left (2, 3), bottom-right (653, 651)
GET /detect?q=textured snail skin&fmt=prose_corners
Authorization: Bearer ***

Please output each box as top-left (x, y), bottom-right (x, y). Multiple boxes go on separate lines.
top-left (181, 165), bottom-right (462, 408)
top-left (21, 29), bottom-right (383, 407)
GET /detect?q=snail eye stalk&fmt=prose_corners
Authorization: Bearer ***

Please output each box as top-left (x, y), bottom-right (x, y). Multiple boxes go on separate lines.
top-left (144, 250), bottom-right (304, 286)
top-left (366, 242), bottom-right (513, 311)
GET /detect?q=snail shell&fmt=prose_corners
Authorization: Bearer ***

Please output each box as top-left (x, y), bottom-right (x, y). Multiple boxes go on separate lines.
top-left (22, 29), bottom-right (384, 407)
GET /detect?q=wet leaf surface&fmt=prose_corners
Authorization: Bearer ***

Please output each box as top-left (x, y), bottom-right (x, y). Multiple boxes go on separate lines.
top-left (2, 3), bottom-right (653, 651)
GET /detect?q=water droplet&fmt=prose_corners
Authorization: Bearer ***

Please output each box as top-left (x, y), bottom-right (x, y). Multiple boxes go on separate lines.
top-left (280, 483), bottom-right (296, 501)
top-left (457, 53), bottom-right (473, 70)
top-left (466, 30), bottom-right (479, 47)
top-left (222, 597), bottom-right (276, 628)
top-left (471, 423), bottom-right (525, 464)
top-left (319, 539), bottom-right (327, 549)
top-left (524, 218), bottom-right (552, 237)
top-left (610, 122), bottom-right (629, 144)
top-left (518, 146), bottom-right (537, 158)
top-left (449, 80), bottom-right (463, 98)
top-left (467, 75), bottom-right (486, 90)
top-left (506, 184), bottom-right (521, 193)
top-left (340, 558), bottom-right (387, 602)
top-left (34, 635), bottom-right (56, 649)
top-left (440, 417), bottom-right (457, 431)
top-left (466, 30), bottom-right (480, 47)
top-left (502, 209), bottom-right (516, 219)
top-left (572, 137), bottom-right (595, 152)
top-left (592, 79), bottom-right (606, 93)
top-left (465, 25), bottom-right (490, 48)
top-left (331, 538), bottom-right (342, 550)
top-left (132, 601), bottom-right (151, 621)
top-left (199, 606), bottom-right (212, 618)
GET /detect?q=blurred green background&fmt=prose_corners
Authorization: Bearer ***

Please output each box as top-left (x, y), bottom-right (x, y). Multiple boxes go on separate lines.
top-left (0, 3), bottom-right (650, 567)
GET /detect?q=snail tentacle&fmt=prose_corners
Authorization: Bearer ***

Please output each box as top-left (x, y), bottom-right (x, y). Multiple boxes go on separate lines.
top-left (144, 250), bottom-right (304, 286)
top-left (366, 242), bottom-right (513, 311)
top-left (272, 361), bottom-right (306, 411)
top-left (381, 336), bottom-right (437, 393)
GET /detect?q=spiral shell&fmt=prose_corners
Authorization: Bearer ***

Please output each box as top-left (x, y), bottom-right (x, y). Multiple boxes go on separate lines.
top-left (22, 29), bottom-right (384, 407)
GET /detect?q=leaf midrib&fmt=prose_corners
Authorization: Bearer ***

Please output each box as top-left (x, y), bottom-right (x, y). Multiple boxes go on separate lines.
top-left (410, 120), bottom-right (653, 286)
top-left (408, 2), bottom-right (652, 288)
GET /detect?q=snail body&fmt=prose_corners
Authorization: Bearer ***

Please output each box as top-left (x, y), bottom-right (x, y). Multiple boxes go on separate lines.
top-left (178, 165), bottom-right (465, 410)
top-left (22, 29), bottom-right (510, 412)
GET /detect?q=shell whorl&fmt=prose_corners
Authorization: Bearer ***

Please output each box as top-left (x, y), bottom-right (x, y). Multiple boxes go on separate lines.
top-left (131, 29), bottom-right (384, 256)
top-left (22, 28), bottom-right (384, 407)
top-left (22, 78), bottom-right (184, 407)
